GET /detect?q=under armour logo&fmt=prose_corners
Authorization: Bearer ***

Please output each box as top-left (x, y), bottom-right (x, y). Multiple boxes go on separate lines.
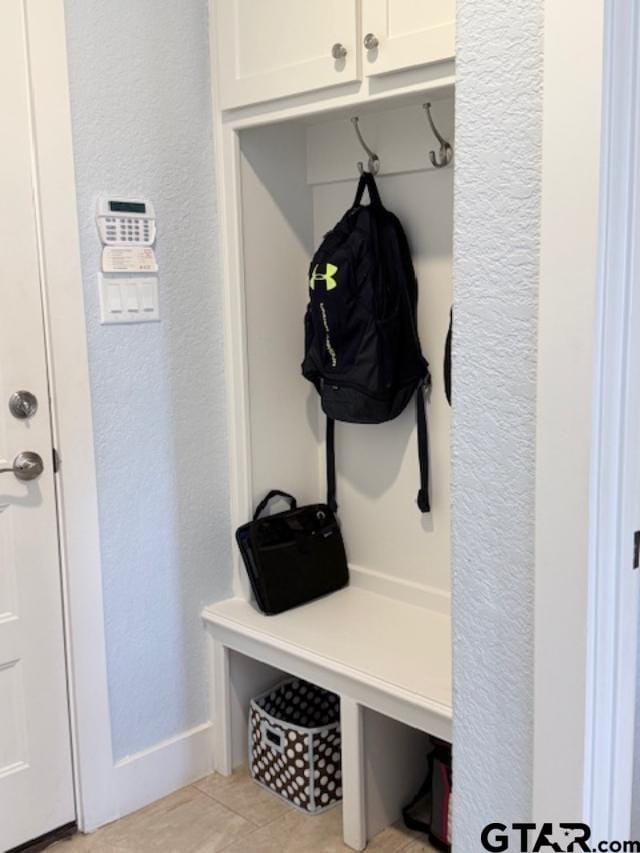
top-left (309, 263), bottom-right (338, 291)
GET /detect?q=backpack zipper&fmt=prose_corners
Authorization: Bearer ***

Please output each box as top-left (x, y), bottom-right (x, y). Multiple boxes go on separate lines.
top-left (322, 376), bottom-right (424, 402)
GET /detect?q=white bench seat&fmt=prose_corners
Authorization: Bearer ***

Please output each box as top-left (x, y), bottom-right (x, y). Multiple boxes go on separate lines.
top-left (203, 587), bottom-right (451, 850)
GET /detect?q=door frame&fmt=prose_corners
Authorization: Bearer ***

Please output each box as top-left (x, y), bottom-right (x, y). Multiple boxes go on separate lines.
top-left (21, 0), bottom-right (117, 832)
top-left (581, 0), bottom-right (640, 834)
top-left (534, 0), bottom-right (639, 839)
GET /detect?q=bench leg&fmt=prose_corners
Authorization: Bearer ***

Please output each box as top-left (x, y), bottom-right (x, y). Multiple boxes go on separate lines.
top-left (210, 635), bottom-right (233, 776)
top-left (341, 697), bottom-right (366, 851)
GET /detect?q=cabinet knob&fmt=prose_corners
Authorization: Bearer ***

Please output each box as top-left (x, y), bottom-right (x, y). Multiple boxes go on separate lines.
top-left (363, 33), bottom-right (379, 50)
top-left (331, 43), bottom-right (348, 60)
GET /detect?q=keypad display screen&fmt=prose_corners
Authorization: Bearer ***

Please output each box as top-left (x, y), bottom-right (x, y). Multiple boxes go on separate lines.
top-left (109, 200), bottom-right (146, 214)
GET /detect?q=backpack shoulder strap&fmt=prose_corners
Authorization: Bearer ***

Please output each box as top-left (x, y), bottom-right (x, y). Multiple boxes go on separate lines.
top-left (382, 215), bottom-right (431, 513)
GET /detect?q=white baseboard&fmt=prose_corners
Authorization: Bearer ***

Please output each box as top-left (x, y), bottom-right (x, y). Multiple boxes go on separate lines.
top-left (112, 722), bottom-right (215, 820)
top-left (349, 564), bottom-right (450, 614)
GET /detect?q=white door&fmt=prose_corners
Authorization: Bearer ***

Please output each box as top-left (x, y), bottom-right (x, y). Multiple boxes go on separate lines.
top-left (362, 0), bottom-right (455, 77)
top-left (213, 0), bottom-right (360, 109)
top-left (0, 2), bottom-right (75, 849)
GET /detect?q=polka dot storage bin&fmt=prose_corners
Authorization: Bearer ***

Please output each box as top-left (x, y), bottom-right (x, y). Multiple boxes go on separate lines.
top-left (249, 678), bottom-right (342, 814)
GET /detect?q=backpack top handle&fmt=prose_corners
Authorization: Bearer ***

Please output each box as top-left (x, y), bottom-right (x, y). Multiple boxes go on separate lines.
top-left (352, 172), bottom-right (383, 209)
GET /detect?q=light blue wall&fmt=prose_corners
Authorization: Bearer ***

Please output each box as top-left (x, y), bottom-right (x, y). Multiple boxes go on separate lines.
top-left (452, 0), bottom-right (542, 843)
top-left (64, 0), bottom-right (231, 760)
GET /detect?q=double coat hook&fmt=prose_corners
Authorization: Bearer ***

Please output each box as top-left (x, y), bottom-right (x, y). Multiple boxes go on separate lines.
top-left (423, 102), bottom-right (453, 168)
top-left (351, 105), bottom-right (453, 175)
top-left (351, 116), bottom-right (380, 175)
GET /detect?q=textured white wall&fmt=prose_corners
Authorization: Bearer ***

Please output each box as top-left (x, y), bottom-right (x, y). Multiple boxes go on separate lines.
top-left (452, 0), bottom-right (543, 843)
top-left (64, 0), bottom-right (230, 760)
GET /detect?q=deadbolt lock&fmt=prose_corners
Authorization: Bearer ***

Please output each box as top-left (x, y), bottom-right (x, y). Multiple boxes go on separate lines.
top-left (9, 390), bottom-right (38, 420)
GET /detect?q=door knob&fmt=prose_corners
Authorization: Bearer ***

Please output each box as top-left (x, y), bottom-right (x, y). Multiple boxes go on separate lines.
top-left (9, 390), bottom-right (38, 419)
top-left (331, 43), bottom-right (347, 60)
top-left (363, 33), bottom-right (379, 50)
top-left (0, 451), bottom-right (44, 481)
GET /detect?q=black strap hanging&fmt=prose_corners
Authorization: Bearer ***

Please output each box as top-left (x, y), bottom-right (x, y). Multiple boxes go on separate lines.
top-left (416, 382), bottom-right (431, 513)
top-left (326, 417), bottom-right (337, 513)
top-left (444, 308), bottom-right (452, 406)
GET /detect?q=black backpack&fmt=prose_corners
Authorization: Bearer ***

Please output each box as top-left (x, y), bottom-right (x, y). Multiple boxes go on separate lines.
top-left (302, 172), bottom-right (431, 513)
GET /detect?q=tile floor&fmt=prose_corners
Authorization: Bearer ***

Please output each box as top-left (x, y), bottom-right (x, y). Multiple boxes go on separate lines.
top-left (48, 767), bottom-right (436, 853)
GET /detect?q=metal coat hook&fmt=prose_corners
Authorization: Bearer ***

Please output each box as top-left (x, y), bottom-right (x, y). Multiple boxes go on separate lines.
top-left (351, 116), bottom-right (380, 175)
top-left (423, 102), bottom-right (453, 168)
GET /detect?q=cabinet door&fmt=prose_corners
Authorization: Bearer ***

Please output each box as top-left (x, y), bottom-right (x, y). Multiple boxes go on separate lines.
top-left (214, 0), bottom-right (360, 110)
top-left (362, 0), bottom-right (455, 77)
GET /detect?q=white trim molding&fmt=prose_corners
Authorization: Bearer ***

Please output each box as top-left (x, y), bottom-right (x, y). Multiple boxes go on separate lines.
top-left (23, 0), bottom-right (117, 831)
top-left (585, 0), bottom-right (640, 838)
top-left (534, 0), bottom-right (639, 839)
top-left (113, 723), bottom-right (215, 819)
top-left (534, 0), bottom-right (605, 811)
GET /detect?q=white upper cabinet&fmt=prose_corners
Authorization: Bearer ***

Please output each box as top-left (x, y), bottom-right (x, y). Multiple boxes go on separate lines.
top-left (361, 0), bottom-right (455, 77)
top-left (214, 0), bottom-right (360, 109)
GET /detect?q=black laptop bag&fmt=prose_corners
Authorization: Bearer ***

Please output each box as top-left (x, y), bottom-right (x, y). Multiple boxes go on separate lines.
top-left (235, 490), bottom-right (348, 615)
